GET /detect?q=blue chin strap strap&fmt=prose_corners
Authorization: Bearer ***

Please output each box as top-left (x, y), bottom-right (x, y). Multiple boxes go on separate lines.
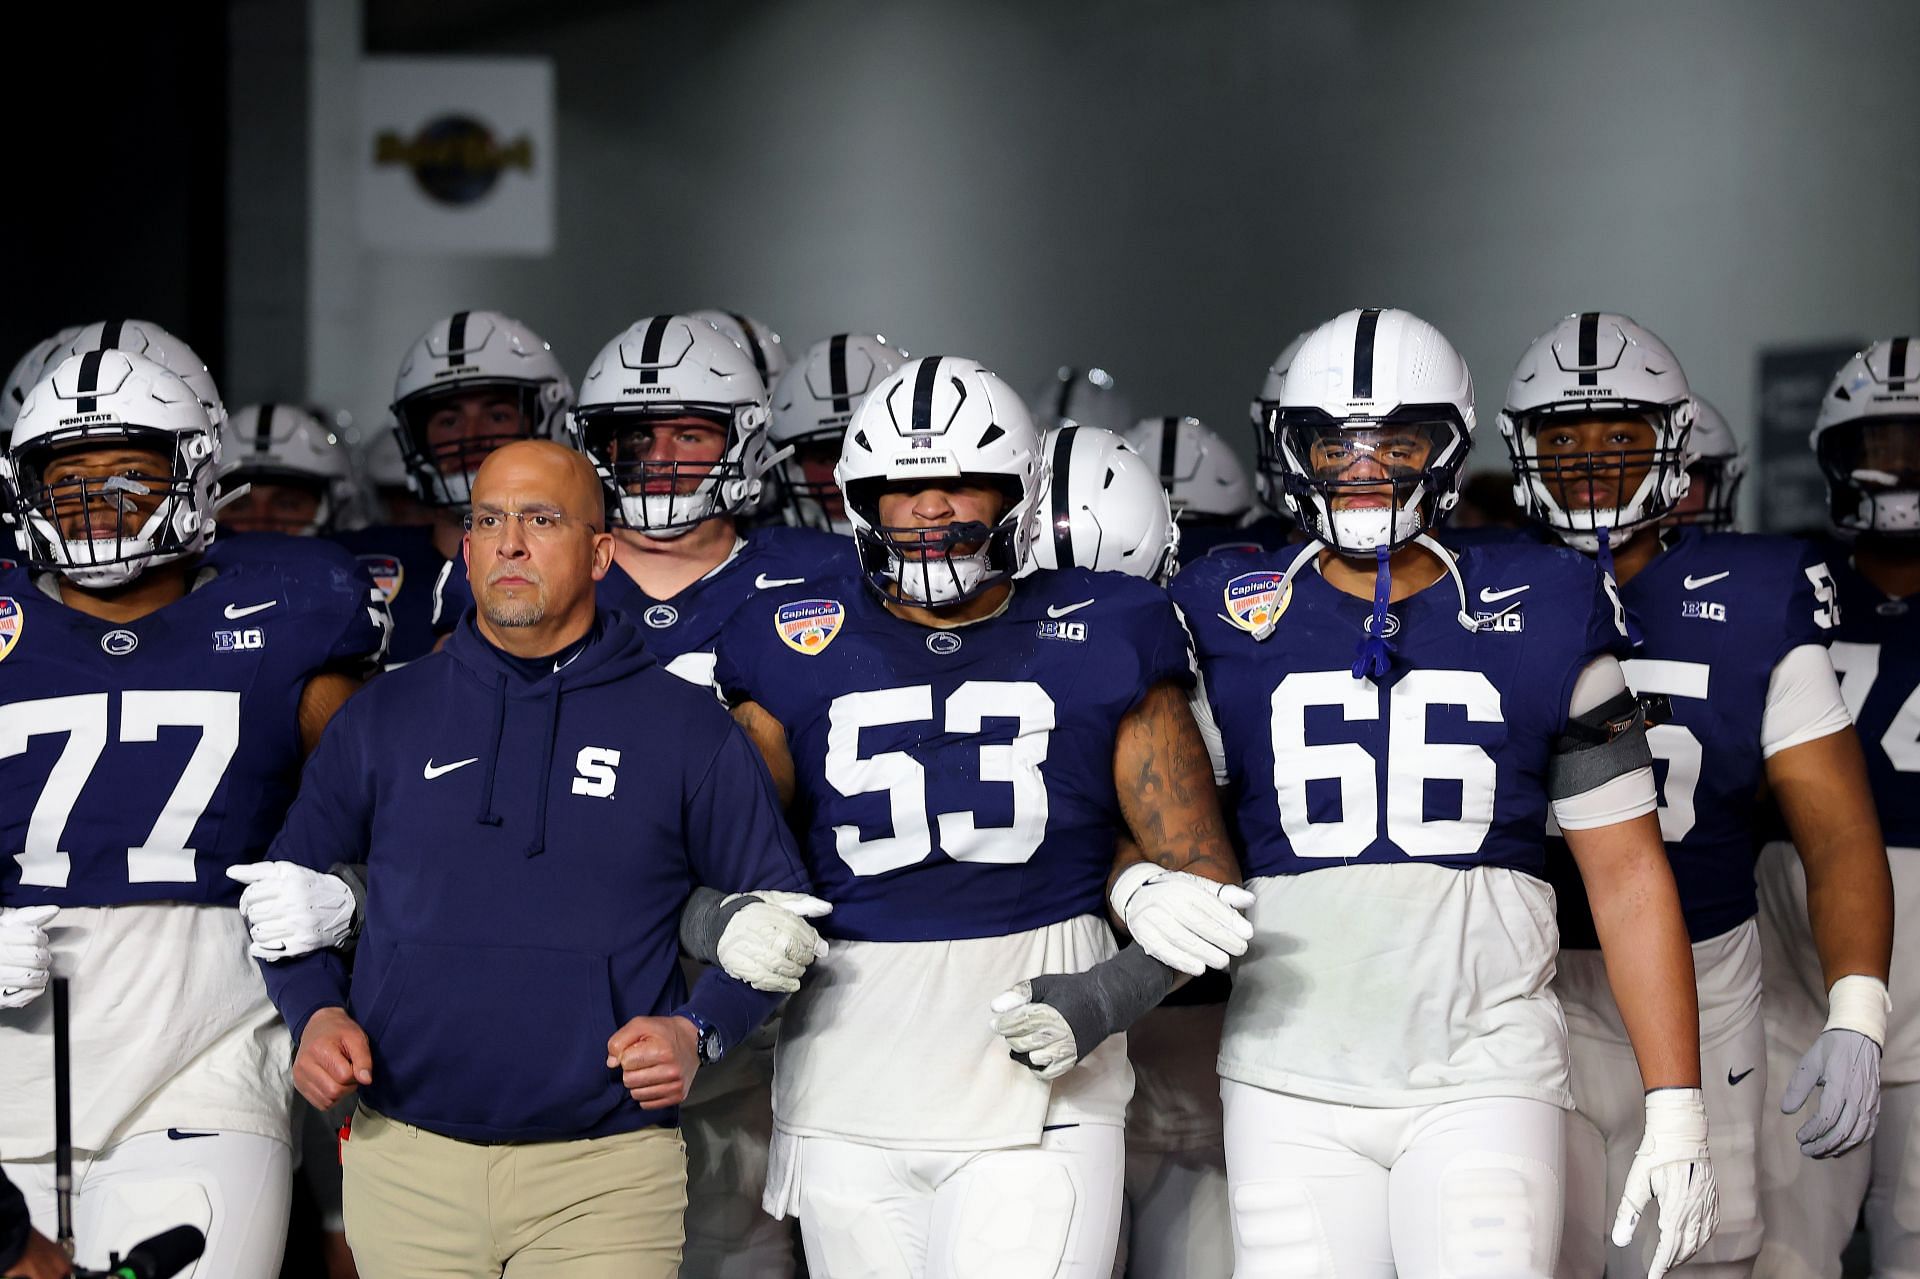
top-left (1353, 543), bottom-right (1396, 679)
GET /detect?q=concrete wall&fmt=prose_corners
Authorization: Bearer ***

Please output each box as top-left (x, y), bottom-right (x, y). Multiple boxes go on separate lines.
top-left (282, 0), bottom-right (1920, 519)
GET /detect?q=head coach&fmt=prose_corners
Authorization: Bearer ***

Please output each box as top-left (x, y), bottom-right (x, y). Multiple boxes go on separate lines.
top-left (255, 441), bottom-right (813, 1278)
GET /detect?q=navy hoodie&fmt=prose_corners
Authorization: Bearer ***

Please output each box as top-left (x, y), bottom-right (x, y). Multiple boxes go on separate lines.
top-left (259, 610), bottom-right (811, 1143)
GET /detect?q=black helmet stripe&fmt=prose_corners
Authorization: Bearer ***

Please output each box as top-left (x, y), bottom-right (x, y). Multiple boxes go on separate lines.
top-left (74, 348), bottom-right (107, 414)
top-left (1051, 424), bottom-right (1079, 567)
top-left (910, 357), bottom-right (942, 433)
top-left (446, 311), bottom-right (470, 366)
top-left (1351, 308), bottom-right (1381, 399)
top-left (255, 403), bottom-right (276, 454)
top-left (1577, 312), bottom-right (1600, 387)
top-left (829, 333), bottom-right (851, 415)
top-left (639, 315), bottom-right (673, 386)
top-left (729, 311), bottom-right (770, 383)
top-left (101, 319), bottom-right (125, 352)
top-left (1891, 337), bottom-right (1910, 392)
top-left (1158, 415), bottom-right (1180, 483)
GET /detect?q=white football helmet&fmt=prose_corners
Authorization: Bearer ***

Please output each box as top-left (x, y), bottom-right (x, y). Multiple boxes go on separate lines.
top-left (3, 326), bottom-right (85, 438)
top-left (1025, 424), bottom-right (1178, 583)
top-left (390, 310), bottom-right (572, 508)
top-left (1271, 308), bottom-right (1475, 554)
top-left (1813, 337), bottom-right (1920, 537)
top-left (1498, 311), bottom-right (1696, 552)
top-left (1669, 395), bottom-right (1745, 531)
top-left (1031, 365), bottom-right (1133, 433)
top-left (689, 310), bottom-right (789, 387)
top-left (837, 355), bottom-right (1043, 605)
top-left (218, 404), bottom-right (355, 534)
top-left (2, 350), bottom-right (221, 588)
top-left (1249, 330), bottom-right (1313, 510)
top-left (1122, 415), bottom-right (1254, 522)
top-left (768, 333), bottom-right (909, 534)
top-left (61, 319), bottom-right (225, 428)
top-left (570, 314), bottom-right (776, 537)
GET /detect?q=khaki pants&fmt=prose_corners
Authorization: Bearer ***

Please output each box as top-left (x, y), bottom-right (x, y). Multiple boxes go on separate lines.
top-left (343, 1106), bottom-right (688, 1278)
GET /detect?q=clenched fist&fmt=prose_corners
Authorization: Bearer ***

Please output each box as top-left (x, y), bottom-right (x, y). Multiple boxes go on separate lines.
top-left (295, 1006), bottom-right (374, 1111)
top-left (606, 1015), bottom-right (700, 1109)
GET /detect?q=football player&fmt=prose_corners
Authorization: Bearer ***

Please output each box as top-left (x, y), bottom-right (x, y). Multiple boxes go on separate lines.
top-left (1024, 424), bottom-right (1179, 583)
top-left (712, 355), bottom-right (1254, 1278)
top-left (0, 348), bottom-right (388, 1277)
top-left (1, 328), bottom-right (84, 444)
top-left (766, 333), bottom-right (908, 534)
top-left (333, 310), bottom-right (570, 666)
top-left (1122, 415), bottom-right (1259, 562)
top-left (1754, 337), bottom-right (1920, 1279)
top-left (690, 309), bottom-right (789, 389)
top-left (1176, 308), bottom-right (1716, 1279)
top-left (1498, 311), bottom-right (1894, 1279)
top-left (217, 404), bottom-right (356, 537)
top-left (1666, 396), bottom-right (1746, 531)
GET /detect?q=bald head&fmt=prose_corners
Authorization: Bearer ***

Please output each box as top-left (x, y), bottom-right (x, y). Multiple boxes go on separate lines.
top-left (471, 439), bottom-right (607, 529)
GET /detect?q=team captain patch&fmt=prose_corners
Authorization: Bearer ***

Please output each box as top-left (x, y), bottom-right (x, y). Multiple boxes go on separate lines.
top-left (775, 598), bottom-right (845, 655)
top-left (1223, 571), bottom-right (1290, 633)
top-left (0, 597), bottom-right (19, 662)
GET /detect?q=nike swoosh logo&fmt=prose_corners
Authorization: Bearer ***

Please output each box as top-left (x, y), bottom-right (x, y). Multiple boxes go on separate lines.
top-left (755, 574), bottom-right (806, 589)
top-left (423, 757), bottom-right (479, 780)
top-left (1478, 585), bottom-right (1531, 603)
top-left (1047, 600), bottom-right (1095, 618)
top-left (166, 1128), bottom-right (218, 1140)
top-left (223, 601), bottom-right (277, 619)
top-left (1728, 1067), bottom-right (1754, 1086)
top-left (1685, 572), bottom-right (1731, 590)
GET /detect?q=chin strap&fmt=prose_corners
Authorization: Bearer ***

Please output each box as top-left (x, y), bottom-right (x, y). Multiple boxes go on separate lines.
top-left (1593, 526), bottom-right (1645, 646)
top-left (1415, 532), bottom-right (1483, 635)
top-left (1251, 538), bottom-right (1326, 642)
top-left (1351, 544), bottom-right (1397, 679)
top-left (1251, 532), bottom-right (1484, 654)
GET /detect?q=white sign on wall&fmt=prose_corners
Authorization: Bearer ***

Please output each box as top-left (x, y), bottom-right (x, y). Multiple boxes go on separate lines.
top-left (358, 56), bottom-right (554, 255)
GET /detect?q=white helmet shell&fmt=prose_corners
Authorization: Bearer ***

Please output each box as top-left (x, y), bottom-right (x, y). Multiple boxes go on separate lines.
top-left (1812, 337), bottom-right (1920, 537)
top-left (1025, 424), bottom-right (1178, 583)
top-left (1122, 415), bottom-right (1254, 521)
top-left (1031, 365), bottom-right (1133, 433)
top-left (768, 333), bottom-right (908, 534)
top-left (1498, 311), bottom-right (1695, 552)
top-left (390, 310), bottom-right (572, 508)
top-left (3, 326), bottom-right (86, 437)
top-left (570, 314), bottom-right (775, 537)
top-left (3, 350), bottom-right (221, 588)
top-left (1249, 330), bottom-right (1313, 509)
top-left (62, 319), bottom-right (224, 429)
top-left (1669, 395), bottom-right (1745, 531)
top-left (837, 355), bottom-right (1043, 606)
top-left (219, 403), bottom-right (355, 534)
top-left (1273, 308), bottom-right (1475, 554)
top-left (689, 310), bottom-right (789, 387)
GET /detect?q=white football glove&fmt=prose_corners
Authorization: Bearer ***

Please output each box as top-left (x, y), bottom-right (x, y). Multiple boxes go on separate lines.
top-left (989, 981), bottom-right (1080, 1081)
top-left (226, 863), bottom-right (357, 960)
top-left (1109, 862), bottom-right (1255, 975)
top-left (1611, 1088), bottom-right (1720, 1279)
top-left (1782, 975), bottom-right (1890, 1158)
top-left (716, 892), bottom-right (831, 994)
top-left (0, 905), bottom-right (58, 1010)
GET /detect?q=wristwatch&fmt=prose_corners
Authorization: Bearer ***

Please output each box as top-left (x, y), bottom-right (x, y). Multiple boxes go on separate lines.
top-left (675, 1009), bottom-right (725, 1065)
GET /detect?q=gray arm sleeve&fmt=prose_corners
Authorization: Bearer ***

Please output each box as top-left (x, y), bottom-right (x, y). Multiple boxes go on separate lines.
top-left (326, 862), bottom-right (368, 953)
top-left (1022, 942), bottom-right (1182, 1062)
top-left (677, 886), bottom-right (760, 964)
top-left (1547, 689), bottom-right (1654, 800)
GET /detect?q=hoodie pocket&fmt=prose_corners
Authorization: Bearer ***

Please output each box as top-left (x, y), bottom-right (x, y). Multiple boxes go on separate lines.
top-left (365, 941), bottom-right (622, 1136)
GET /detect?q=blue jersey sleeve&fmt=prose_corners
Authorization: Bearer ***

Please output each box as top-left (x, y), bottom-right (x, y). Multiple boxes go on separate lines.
top-left (1778, 542), bottom-right (1841, 665)
top-left (329, 556), bottom-right (393, 672)
top-left (1139, 586), bottom-right (1198, 700)
top-left (432, 553), bottom-right (472, 636)
top-left (1558, 562), bottom-right (1636, 720)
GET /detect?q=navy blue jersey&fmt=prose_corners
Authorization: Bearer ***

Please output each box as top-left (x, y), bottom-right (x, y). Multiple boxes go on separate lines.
top-left (1178, 514), bottom-right (1294, 563)
top-left (0, 535), bottom-right (388, 909)
top-left (435, 524), bottom-right (854, 683)
top-left (1823, 547), bottom-right (1920, 850)
top-left (1549, 526), bottom-right (1838, 945)
top-left (714, 569), bottom-right (1193, 942)
top-left (1173, 543), bottom-right (1629, 880)
top-left (329, 523), bottom-right (448, 666)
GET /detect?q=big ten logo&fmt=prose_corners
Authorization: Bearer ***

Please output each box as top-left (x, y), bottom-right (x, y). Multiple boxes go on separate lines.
top-left (1680, 600), bottom-right (1727, 623)
top-left (213, 628), bottom-right (265, 651)
top-left (1036, 619), bottom-right (1088, 643)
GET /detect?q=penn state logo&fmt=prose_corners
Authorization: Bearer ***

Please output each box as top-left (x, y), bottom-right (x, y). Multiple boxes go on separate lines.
top-left (357, 554), bottom-right (405, 604)
top-left (0, 597), bottom-right (21, 662)
top-left (775, 599), bottom-right (844, 655)
top-left (101, 629), bottom-right (139, 656)
top-left (1222, 571), bottom-right (1290, 633)
top-left (1362, 611), bottom-right (1401, 638)
top-left (925, 631), bottom-right (963, 655)
top-left (643, 604), bottom-right (679, 629)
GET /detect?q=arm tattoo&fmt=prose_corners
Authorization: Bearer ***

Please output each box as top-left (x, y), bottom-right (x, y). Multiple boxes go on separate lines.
top-left (1115, 682), bottom-right (1241, 885)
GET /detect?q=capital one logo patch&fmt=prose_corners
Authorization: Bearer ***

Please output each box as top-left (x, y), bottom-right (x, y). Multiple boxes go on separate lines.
top-left (571, 746), bottom-right (622, 798)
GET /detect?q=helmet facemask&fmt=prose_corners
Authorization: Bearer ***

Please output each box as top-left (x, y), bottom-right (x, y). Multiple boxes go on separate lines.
top-left (1816, 417), bottom-right (1920, 539)
top-left (572, 403), bottom-right (772, 539)
top-left (393, 381), bottom-right (555, 508)
top-left (6, 425), bottom-right (217, 588)
top-left (1504, 401), bottom-right (1693, 552)
top-left (775, 427), bottom-right (852, 534)
top-left (845, 475), bottom-right (1025, 607)
top-left (1667, 456), bottom-right (1745, 531)
top-left (1273, 407), bottom-right (1467, 556)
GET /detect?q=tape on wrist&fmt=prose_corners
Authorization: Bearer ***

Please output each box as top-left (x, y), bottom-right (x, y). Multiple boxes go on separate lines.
top-left (1826, 973), bottom-right (1891, 1046)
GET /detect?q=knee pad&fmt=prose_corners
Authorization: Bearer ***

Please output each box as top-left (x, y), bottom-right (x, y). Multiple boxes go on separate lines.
top-left (1230, 1179), bottom-right (1333, 1279)
top-left (799, 1186), bottom-right (917, 1279)
top-left (82, 1178), bottom-right (214, 1276)
top-left (1434, 1152), bottom-right (1558, 1279)
top-left (945, 1160), bottom-right (1076, 1279)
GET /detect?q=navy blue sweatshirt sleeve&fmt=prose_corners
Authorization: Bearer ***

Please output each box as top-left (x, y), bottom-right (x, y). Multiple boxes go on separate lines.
top-left (0, 1163), bottom-right (29, 1272)
top-left (257, 696), bottom-right (375, 1043)
top-left (671, 720), bottom-right (815, 1052)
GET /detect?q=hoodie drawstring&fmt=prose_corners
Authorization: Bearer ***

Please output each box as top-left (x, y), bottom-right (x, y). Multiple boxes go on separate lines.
top-left (523, 682), bottom-right (563, 858)
top-left (477, 675), bottom-right (507, 827)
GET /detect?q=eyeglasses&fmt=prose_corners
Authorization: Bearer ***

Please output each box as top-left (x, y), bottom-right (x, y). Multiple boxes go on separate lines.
top-left (462, 506), bottom-right (580, 539)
